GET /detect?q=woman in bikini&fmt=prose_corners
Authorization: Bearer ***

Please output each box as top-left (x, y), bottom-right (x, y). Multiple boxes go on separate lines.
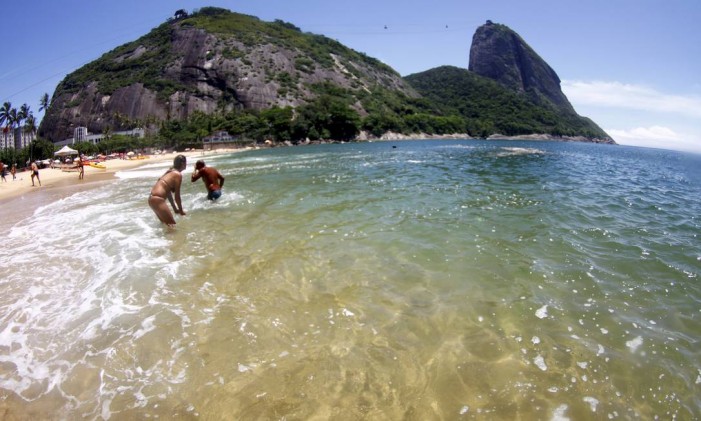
top-left (148, 155), bottom-right (187, 227)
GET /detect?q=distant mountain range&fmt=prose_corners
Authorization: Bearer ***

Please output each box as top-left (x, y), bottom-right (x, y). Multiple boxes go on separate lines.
top-left (39, 8), bottom-right (613, 144)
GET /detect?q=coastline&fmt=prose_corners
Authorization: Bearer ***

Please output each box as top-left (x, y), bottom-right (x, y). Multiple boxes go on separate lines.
top-left (0, 134), bottom-right (613, 230)
top-left (0, 148), bottom-right (246, 230)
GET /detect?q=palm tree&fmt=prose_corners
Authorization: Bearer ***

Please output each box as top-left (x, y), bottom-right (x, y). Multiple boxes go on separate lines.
top-left (19, 104), bottom-right (30, 120)
top-left (24, 113), bottom-right (37, 145)
top-left (39, 93), bottom-right (50, 113)
top-left (17, 104), bottom-right (29, 133)
top-left (7, 108), bottom-right (18, 148)
top-left (0, 102), bottom-right (11, 149)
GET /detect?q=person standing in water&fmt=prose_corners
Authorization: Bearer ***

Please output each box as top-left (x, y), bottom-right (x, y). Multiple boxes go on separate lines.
top-left (191, 160), bottom-right (225, 200)
top-left (148, 155), bottom-right (187, 227)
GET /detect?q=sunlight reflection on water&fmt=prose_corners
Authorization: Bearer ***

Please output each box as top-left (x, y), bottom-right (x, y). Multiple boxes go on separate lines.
top-left (0, 140), bottom-right (699, 419)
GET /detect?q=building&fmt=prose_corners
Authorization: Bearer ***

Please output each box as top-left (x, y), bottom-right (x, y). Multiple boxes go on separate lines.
top-left (0, 127), bottom-right (10, 149)
top-left (55, 127), bottom-right (145, 146)
top-left (201, 130), bottom-right (244, 151)
top-left (0, 126), bottom-right (36, 149)
top-left (203, 130), bottom-right (237, 144)
top-left (74, 127), bottom-right (88, 142)
top-left (15, 127), bottom-right (36, 149)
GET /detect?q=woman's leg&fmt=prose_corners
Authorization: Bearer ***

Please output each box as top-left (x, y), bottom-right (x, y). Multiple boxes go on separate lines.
top-left (148, 195), bottom-right (176, 226)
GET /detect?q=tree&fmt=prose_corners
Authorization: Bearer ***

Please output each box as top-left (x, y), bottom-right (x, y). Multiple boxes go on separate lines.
top-left (17, 104), bottom-right (30, 134)
top-left (28, 138), bottom-right (57, 162)
top-left (174, 9), bottom-right (188, 20)
top-left (0, 102), bottom-right (11, 148)
top-left (39, 93), bottom-right (51, 113)
top-left (260, 107), bottom-right (294, 141)
top-left (24, 114), bottom-right (37, 140)
top-left (4, 107), bottom-right (18, 149)
top-left (324, 100), bottom-right (360, 140)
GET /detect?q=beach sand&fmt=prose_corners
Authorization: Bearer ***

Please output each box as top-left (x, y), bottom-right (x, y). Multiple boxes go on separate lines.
top-left (0, 148), bottom-right (246, 230)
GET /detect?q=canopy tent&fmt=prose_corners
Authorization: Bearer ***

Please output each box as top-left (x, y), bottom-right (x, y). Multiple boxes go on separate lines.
top-left (54, 145), bottom-right (79, 157)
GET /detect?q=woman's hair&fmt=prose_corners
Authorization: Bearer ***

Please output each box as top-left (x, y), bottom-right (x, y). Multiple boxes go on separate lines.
top-left (173, 154), bottom-right (187, 169)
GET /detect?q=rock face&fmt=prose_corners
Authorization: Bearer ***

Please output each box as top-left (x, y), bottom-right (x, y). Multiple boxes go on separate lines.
top-left (468, 21), bottom-right (575, 113)
top-left (38, 10), bottom-right (611, 144)
top-left (39, 8), bottom-right (416, 142)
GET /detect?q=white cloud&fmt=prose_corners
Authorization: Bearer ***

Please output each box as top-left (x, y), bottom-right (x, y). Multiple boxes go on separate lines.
top-left (562, 80), bottom-right (701, 118)
top-left (606, 125), bottom-right (681, 142)
top-left (561, 80), bottom-right (701, 153)
top-left (606, 125), bottom-right (701, 152)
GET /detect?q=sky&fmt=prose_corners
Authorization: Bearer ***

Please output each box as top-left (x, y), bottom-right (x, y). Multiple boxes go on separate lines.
top-left (1, 0), bottom-right (700, 153)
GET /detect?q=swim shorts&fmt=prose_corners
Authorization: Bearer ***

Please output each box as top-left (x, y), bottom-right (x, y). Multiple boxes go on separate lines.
top-left (208, 189), bottom-right (222, 200)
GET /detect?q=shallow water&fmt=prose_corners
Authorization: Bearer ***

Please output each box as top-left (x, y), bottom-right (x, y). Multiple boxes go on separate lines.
top-left (1, 140), bottom-right (700, 419)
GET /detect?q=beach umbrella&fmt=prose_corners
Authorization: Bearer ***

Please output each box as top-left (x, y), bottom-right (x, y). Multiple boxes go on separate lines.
top-left (54, 145), bottom-right (79, 157)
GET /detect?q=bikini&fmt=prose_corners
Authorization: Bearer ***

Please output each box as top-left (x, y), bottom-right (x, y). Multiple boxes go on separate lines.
top-left (149, 172), bottom-right (175, 199)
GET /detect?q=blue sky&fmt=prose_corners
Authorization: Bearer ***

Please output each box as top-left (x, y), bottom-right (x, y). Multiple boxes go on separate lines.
top-left (2, 0), bottom-right (699, 152)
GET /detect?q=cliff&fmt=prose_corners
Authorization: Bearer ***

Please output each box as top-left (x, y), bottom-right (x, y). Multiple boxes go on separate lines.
top-left (404, 21), bottom-right (612, 142)
top-left (38, 10), bottom-right (611, 144)
top-left (39, 8), bottom-right (416, 142)
top-left (468, 21), bottom-right (575, 114)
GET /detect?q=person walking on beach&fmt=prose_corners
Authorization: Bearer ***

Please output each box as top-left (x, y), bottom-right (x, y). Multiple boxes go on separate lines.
top-left (191, 160), bottom-right (225, 200)
top-left (30, 162), bottom-right (41, 186)
top-left (77, 155), bottom-right (84, 180)
top-left (148, 154), bottom-right (187, 228)
top-left (0, 161), bottom-right (6, 182)
top-left (10, 164), bottom-right (16, 180)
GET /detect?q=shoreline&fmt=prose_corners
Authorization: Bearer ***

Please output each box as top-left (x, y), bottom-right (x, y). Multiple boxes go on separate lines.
top-left (0, 148), bottom-right (247, 230)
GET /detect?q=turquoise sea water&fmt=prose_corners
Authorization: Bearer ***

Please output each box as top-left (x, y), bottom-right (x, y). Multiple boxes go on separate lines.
top-left (1, 139), bottom-right (700, 419)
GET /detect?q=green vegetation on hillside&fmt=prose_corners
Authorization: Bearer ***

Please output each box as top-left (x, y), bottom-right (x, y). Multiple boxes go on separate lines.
top-left (57, 23), bottom-right (187, 99)
top-left (154, 83), bottom-right (470, 148)
top-left (183, 7), bottom-right (396, 74)
top-left (404, 66), bottom-right (609, 138)
top-left (44, 7), bottom-right (609, 145)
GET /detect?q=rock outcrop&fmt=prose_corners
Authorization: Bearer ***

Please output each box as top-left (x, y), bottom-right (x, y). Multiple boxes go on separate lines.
top-left (38, 10), bottom-right (612, 144)
top-left (39, 8), bottom-right (416, 142)
top-left (468, 21), bottom-right (575, 113)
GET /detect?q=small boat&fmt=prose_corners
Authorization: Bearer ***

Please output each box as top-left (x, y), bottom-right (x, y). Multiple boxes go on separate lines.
top-left (89, 162), bottom-right (106, 170)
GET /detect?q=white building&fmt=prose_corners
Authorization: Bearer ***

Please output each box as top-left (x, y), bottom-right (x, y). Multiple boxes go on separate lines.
top-left (56, 127), bottom-right (145, 146)
top-left (74, 126), bottom-right (88, 142)
top-left (0, 127), bottom-right (36, 149)
top-left (0, 128), bottom-right (10, 149)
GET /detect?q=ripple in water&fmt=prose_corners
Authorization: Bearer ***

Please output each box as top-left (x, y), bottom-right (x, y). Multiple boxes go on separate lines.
top-left (0, 140), bottom-right (699, 419)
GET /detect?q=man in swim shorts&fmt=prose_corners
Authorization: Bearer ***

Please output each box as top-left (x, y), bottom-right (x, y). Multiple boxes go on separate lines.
top-left (30, 161), bottom-right (41, 186)
top-left (191, 160), bottom-right (225, 200)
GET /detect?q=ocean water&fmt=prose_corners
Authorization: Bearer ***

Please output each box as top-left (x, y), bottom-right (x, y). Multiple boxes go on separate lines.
top-left (0, 139), bottom-right (700, 419)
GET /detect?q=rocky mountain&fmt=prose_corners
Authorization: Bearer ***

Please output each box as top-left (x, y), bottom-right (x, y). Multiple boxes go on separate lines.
top-left (404, 21), bottom-right (611, 142)
top-left (38, 9), bottom-right (611, 144)
top-left (468, 20), bottom-right (575, 113)
top-left (39, 7), bottom-right (417, 142)
top-left (405, 66), bottom-right (610, 141)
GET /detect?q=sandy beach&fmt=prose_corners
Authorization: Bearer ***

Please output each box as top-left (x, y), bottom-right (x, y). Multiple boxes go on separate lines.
top-left (0, 148), bottom-right (246, 229)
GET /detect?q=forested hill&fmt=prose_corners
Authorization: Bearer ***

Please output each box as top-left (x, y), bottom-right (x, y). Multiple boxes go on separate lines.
top-left (404, 21), bottom-right (611, 142)
top-left (39, 7), bottom-right (420, 142)
top-left (39, 8), bottom-right (612, 145)
top-left (404, 66), bottom-right (611, 140)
